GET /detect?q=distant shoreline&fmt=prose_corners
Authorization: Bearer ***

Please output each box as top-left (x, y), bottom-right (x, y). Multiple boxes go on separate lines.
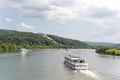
top-left (96, 46), bottom-right (120, 56)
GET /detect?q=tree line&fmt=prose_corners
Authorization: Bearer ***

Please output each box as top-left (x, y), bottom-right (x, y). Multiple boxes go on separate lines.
top-left (0, 31), bottom-right (90, 53)
top-left (96, 46), bottom-right (120, 56)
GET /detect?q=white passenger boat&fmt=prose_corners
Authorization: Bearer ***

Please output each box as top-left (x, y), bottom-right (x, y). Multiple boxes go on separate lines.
top-left (64, 54), bottom-right (88, 70)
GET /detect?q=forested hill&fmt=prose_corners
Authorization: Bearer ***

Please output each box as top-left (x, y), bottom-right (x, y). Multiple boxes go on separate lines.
top-left (47, 35), bottom-right (89, 48)
top-left (0, 29), bottom-right (17, 35)
top-left (0, 29), bottom-right (90, 52)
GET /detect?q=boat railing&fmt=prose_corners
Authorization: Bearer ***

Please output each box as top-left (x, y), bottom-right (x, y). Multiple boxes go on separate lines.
top-left (68, 54), bottom-right (81, 58)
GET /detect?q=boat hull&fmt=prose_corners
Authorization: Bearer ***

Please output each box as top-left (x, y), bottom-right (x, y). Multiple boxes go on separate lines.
top-left (64, 61), bottom-right (88, 70)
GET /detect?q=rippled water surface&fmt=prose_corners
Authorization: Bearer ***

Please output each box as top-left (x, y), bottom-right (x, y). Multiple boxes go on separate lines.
top-left (0, 49), bottom-right (120, 80)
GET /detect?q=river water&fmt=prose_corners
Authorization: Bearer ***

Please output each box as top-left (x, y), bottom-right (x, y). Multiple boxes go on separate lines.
top-left (0, 49), bottom-right (120, 80)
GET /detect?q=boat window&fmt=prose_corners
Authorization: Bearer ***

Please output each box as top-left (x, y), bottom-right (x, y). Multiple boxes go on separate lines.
top-left (77, 65), bottom-right (79, 67)
top-left (83, 60), bottom-right (85, 63)
top-left (80, 60), bottom-right (83, 63)
top-left (73, 60), bottom-right (78, 63)
top-left (80, 60), bottom-right (85, 63)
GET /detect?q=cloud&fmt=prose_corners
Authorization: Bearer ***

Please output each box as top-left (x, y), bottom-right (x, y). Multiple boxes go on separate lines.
top-left (88, 7), bottom-right (119, 19)
top-left (1, 0), bottom-right (21, 10)
top-left (1, 0), bottom-right (120, 43)
top-left (5, 18), bottom-right (13, 22)
top-left (1, 0), bottom-right (120, 25)
top-left (17, 23), bottom-right (34, 29)
top-left (83, 21), bottom-right (120, 43)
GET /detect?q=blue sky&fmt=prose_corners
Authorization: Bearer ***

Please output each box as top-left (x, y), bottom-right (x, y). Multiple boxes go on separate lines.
top-left (0, 0), bottom-right (120, 43)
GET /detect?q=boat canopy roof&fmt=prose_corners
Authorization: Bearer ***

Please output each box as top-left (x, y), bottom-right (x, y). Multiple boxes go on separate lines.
top-left (65, 54), bottom-right (84, 61)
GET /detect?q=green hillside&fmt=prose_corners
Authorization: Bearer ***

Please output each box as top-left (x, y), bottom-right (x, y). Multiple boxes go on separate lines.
top-left (47, 35), bottom-right (89, 48)
top-left (0, 29), bottom-right (90, 52)
top-left (0, 29), bottom-right (17, 35)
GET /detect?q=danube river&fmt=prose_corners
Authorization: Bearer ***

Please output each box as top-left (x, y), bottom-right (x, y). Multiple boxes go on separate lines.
top-left (0, 49), bottom-right (120, 80)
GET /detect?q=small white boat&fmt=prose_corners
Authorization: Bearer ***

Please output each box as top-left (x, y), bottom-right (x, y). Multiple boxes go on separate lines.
top-left (20, 48), bottom-right (28, 53)
top-left (64, 54), bottom-right (88, 70)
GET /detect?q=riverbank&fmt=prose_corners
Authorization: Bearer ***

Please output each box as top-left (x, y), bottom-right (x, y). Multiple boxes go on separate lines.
top-left (96, 46), bottom-right (120, 56)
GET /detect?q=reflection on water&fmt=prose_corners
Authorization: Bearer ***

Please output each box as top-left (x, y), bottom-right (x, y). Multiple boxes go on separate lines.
top-left (0, 49), bottom-right (120, 80)
top-left (21, 52), bottom-right (27, 58)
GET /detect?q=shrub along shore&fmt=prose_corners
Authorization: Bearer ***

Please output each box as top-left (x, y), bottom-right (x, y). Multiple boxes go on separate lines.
top-left (96, 46), bottom-right (120, 56)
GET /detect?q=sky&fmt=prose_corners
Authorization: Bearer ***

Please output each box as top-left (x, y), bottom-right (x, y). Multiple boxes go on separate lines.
top-left (0, 0), bottom-right (120, 43)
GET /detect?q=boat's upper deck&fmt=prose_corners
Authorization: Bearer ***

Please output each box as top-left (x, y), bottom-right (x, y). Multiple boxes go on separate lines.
top-left (65, 54), bottom-right (86, 64)
top-left (65, 54), bottom-right (83, 60)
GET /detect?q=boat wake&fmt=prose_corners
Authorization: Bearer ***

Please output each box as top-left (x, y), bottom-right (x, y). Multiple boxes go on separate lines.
top-left (73, 70), bottom-right (102, 80)
top-left (80, 70), bottom-right (100, 80)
